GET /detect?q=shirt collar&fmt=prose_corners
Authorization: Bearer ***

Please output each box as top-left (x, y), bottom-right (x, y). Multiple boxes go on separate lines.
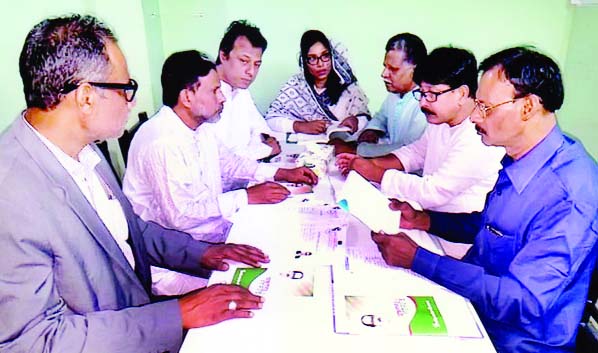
top-left (220, 80), bottom-right (237, 100)
top-left (158, 105), bottom-right (200, 138)
top-left (22, 114), bottom-right (100, 180)
top-left (502, 125), bottom-right (563, 194)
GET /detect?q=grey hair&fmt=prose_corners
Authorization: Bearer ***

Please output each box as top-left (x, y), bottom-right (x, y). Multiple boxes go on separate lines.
top-left (19, 14), bottom-right (117, 109)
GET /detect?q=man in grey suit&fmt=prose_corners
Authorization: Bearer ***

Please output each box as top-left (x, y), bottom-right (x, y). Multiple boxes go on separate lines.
top-left (0, 14), bottom-right (270, 353)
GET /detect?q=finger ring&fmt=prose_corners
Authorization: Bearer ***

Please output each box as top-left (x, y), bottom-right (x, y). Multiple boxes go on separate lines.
top-left (228, 300), bottom-right (237, 311)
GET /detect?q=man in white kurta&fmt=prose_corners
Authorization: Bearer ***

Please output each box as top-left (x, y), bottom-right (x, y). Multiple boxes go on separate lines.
top-left (211, 20), bottom-right (279, 160)
top-left (212, 80), bottom-right (275, 160)
top-left (123, 50), bottom-right (317, 295)
top-left (124, 106), bottom-right (278, 294)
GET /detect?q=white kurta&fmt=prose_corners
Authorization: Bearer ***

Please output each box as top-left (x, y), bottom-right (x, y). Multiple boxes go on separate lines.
top-left (123, 106), bottom-right (277, 295)
top-left (381, 118), bottom-right (504, 213)
top-left (211, 80), bottom-right (273, 160)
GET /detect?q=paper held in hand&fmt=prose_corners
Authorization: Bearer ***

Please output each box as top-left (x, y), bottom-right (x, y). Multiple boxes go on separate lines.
top-left (336, 171), bottom-right (400, 234)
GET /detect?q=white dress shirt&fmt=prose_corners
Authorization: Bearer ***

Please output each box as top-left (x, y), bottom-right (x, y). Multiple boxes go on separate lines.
top-left (24, 117), bottom-right (134, 268)
top-left (381, 118), bottom-right (504, 213)
top-left (123, 106), bottom-right (277, 295)
top-left (211, 80), bottom-right (273, 160)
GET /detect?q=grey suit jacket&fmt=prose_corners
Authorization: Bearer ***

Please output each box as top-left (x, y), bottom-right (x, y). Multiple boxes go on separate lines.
top-left (0, 117), bottom-right (212, 353)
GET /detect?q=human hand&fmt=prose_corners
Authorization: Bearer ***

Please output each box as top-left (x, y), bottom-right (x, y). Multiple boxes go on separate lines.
top-left (335, 153), bottom-right (359, 175)
top-left (293, 120), bottom-right (329, 134)
top-left (179, 284), bottom-right (264, 329)
top-left (247, 182), bottom-right (290, 204)
top-left (357, 129), bottom-right (381, 144)
top-left (274, 166), bottom-right (319, 185)
top-left (339, 116), bottom-right (359, 134)
top-left (371, 231), bottom-right (419, 269)
top-left (328, 138), bottom-right (357, 155)
top-left (201, 243), bottom-right (270, 271)
top-left (263, 135), bottom-right (281, 157)
top-left (388, 198), bottom-right (431, 231)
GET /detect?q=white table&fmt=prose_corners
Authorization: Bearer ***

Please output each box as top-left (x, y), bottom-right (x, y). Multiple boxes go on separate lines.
top-left (180, 142), bottom-right (496, 353)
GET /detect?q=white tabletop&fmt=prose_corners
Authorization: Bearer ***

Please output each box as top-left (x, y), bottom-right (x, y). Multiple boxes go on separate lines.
top-left (180, 141), bottom-right (496, 353)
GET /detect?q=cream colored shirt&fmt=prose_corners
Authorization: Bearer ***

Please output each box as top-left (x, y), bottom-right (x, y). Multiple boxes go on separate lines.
top-left (381, 118), bottom-right (504, 213)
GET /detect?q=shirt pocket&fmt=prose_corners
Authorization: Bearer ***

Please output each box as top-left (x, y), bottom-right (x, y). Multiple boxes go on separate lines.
top-left (483, 224), bottom-right (517, 273)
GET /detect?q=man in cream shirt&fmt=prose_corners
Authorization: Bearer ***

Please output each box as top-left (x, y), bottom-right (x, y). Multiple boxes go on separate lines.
top-left (337, 47), bottom-right (504, 257)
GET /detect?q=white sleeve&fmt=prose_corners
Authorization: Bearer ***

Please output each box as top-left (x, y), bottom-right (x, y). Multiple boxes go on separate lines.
top-left (390, 128), bottom-right (430, 172)
top-left (244, 94), bottom-right (276, 159)
top-left (266, 116), bottom-right (296, 133)
top-left (141, 142), bottom-right (237, 231)
top-left (381, 129), bottom-right (503, 210)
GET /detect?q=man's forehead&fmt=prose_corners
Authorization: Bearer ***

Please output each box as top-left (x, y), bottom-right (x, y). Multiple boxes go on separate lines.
top-left (106, 40), bottom-right (130, 79)
top-left (198, 69), bottom-right (219, 87)
top-left (231, 36), bottom-right (263, 57)
top-left (478, 67), bottom-right (514, 98)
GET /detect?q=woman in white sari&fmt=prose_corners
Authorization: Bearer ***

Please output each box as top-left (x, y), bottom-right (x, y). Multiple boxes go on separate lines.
top-left (265, 30), bottom-right (370, 140)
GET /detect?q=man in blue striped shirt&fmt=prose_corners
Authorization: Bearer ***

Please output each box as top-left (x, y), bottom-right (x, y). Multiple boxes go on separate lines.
top-left (371, 47), bottom-right (598, 353)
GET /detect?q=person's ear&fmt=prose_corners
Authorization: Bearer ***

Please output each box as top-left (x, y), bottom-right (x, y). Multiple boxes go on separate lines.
top-left (178, 89), bottom-right (192, 109)
top-left (457, 85), bottom-right (470, 104)
top-left (219, 50), bottom-right (228, 63)
top-left (75, 83), bottom-right (96, 115)
top-left (521, 95), bottom-right (540, 121)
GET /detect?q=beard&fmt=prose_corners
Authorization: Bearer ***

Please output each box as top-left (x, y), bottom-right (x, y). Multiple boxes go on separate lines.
top-left (205, 113), bottom-right (221, 124)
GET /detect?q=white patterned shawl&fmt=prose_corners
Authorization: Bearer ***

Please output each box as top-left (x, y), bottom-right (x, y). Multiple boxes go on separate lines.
top-left (265, 42), bottom-right (370, 123)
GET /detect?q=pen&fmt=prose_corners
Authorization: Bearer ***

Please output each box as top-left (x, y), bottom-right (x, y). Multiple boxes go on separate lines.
top-left (485, 224), bottom-right (504, 237)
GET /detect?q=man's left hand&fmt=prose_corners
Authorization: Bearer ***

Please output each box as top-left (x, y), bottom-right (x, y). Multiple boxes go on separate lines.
top-left (371, 231), bottom-right (419, 269)
top-left (339, 116), bottom-right (359, 134)
top-left (263, 135), bottom-right (281, 158)
top-left (274, 167), bottom-right (319, 185)
top-left (201, 243), bottom-right (270, 271)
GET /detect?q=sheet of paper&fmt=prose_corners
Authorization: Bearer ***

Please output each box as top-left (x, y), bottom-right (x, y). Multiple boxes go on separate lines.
top-left (336, 171), bottom-right (401, 234)
top-left (331, 269), bottom-right (483, 338)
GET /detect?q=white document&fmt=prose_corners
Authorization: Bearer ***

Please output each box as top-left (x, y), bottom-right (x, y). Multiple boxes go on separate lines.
top-left (332, 269), bottom-right (483, 338)
top-left (286, 122), bottom-right (352, 144)
top-left (336, 171), bottom-right (400, 234)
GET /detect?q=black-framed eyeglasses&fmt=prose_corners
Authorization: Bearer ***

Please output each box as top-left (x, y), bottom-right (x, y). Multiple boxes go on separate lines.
top-left (474, 98), bottom-right (519, 119)
top-left (412, 87), bottom-right (456, 102)
top-left (61, 78), bottom-right (138, 102)
top-left (306, 52), bottom-right (331, 65)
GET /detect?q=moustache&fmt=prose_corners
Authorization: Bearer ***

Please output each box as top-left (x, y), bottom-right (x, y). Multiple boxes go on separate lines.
top-left (421, 107), bottom-right (435, 116)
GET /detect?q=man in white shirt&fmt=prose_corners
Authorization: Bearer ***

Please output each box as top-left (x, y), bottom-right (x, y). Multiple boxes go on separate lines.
top-left (356, 33), bottom-right (428, 158)
top-left (337, 47), bottom-right (504, 257)
top-left (211, 20), bottom-right (280, 161)
top-left (123, 50), bottom-right (317, 295)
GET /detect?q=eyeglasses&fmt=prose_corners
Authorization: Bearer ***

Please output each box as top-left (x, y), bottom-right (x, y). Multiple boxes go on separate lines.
top-left (412, 87), bottom-right (456, 102)
top-left (474, 98), bottom-right (519, 119)
top-left (306, 52), bottom-right (331, 65)
top-left (62, 78), bottom-right (138, 102)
